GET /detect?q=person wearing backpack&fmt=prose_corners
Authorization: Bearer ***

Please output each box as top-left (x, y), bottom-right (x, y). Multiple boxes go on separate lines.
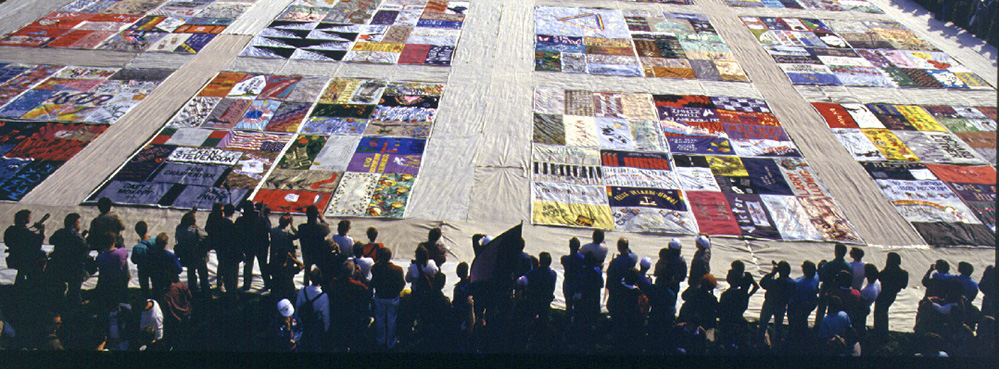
top-left (295, 267), bottom-right (329, 352)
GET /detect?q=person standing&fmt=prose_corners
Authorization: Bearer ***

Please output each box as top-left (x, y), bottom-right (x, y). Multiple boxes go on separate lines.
top-left (688, 234), bottom-right (712, 286)
top-left (175, 210), bottom-right (209, 295)
top-left (87, 197), bottom-right (125, 251)
top-left (204, 203), bottom-right (225, 291)
top-left (856, 263), bottom-right (880, 338)
top-left (270, 214), bottom-right (297, 263)
top-left (922, 260), bottom-right (955, 299)
top-left (46, 213), bottom-right (90, 308)
top-left (297, 205), bottom-right (330, 287)
top-left (4, 209), bottom-right (46, 288)
top-left (370, 247), bottom-right (405, 350)
top-left (815, 243), bottom-right (852, 325)
top-left (787, 260), bottom-right (819, 343)
top-left (296, 267), bottom-right (330, 352)
top-left (237, 201), bottom-right (270, 291)
top-left (146, 233), bottom-right (182, 297)
top-left (579, 229), bottom-right (608, 270)
top-left (560, 237), bottom-right (584, 322)
top-left (362, 227), bottom-right (383, 259)
top-left (758, 261), bottom-right (794, 347)
top-left (655, 240), bottom-right (686, 297)
top-left (331, 220), bottom-right (354, 257)
top-left (980, 265), bottom-right (995, 318)
top-left (94, 232), bottom-right (130, 310)
top-left (130, 221), bottom-right (155, 298)
top-left (849, 247), bottom-right (866, 291)
top-left (216, 204), bottom-right (240, 295)
top-left (956, 262), bottom-right (979, 302)
top-left (874, 252), bottom-right (908, 337)
top-left (419, 227), bottom-right (447, 268)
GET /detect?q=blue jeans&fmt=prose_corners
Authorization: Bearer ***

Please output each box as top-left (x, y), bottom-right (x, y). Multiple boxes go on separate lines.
top-left (374, 296), bottom-right (399, 349)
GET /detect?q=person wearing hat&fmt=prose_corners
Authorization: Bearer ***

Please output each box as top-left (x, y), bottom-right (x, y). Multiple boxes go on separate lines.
top-left (655, 239), bottom-right (687, 296)
top-left (678, 273), bottom-right (719, 332)
top-left (688, 234), bottom-right (712, 286)
top-left (273, 298), bottom-right (302, 352)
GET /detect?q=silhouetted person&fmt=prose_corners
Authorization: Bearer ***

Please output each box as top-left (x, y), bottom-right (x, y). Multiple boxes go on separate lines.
top-left (298, 205), bottom-right (330, 286)
top-left (87, 197), bottom-right (125, 251)
top-left (5, 209), bottom-right (46, 288)
top-left (874, 252), bottom-right (908, 337)
top-left (175, 209), bottom-right (209, 295)
top-left (46, 213), bottom-right (89, 308)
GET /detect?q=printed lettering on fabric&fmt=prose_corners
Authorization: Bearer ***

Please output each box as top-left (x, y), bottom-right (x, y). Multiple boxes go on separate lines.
top-left (760, 194), bottom-right (824, 241)
top-left (171, 185), bottom-right (248, 209)
top-left (603, 167), bottom-right (680, 189)
top-left (686, 190), bottom-right (740, 235)
top-left (607, 187), bottom-right (687, 211)
top-left (726, 193), bottom-right (782, 240)
top-left (946, 182), bottom-right (997, 203)
top-left (876, 179), bottom-right (963, 204)
top-left (150, 162), bottom-right (228, 186)
top-left (667, 136), bottom-right (733, 155)
top-left (532, 182), bottom-right (613, 229)
top-left (167, 147), bottom-right (243, 165)
top-left (93, 180), bottom-right (173, 205)
top-left (775, 158), bottom-right (829, 197)
top-left (731, 138), bottom-right (801, 157)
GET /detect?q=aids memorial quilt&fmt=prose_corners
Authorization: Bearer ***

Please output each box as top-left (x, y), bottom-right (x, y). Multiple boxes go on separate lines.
top-left (531, 88), bottom-right (861, 243)
top-left (814, 102), bottom-right (996, 246)
top-left (0, 0), bottom-right (256, 53)
top-left (535, 7), bottom-right (749, 81)
top-left (0, 64), bottom-right (171, 201)
top-left (240, 0), bottom-right (467, 65)
top-left (725, 0), bottom-right (882, 14)
top-left (90, 72), bottom-right (443, 218)
top-left (742, 17), bottom-right (992, 89)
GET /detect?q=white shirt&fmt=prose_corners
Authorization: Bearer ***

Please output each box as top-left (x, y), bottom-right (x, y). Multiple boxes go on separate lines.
top-left (139, 299), bottom-right (164, 341)
top-left (296, 285), bottom-right (330, 331)
top-left (850, 261), bottom-right (865, 290)
top-left (860, 280), bottom-right (881, 307)
top-left (406, 260), bottom-right (438, 283)
top-left (350, 256), bottom-right (374, 282)
top-left (579, 242), bottom-right (608, 267)
top-left (331, 234), bottom-right (354, 254)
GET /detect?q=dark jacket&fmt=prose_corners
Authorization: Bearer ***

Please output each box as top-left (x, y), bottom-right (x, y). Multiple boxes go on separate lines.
top-left (48, 227), bottom-right (90, 281)
top-left (370, 261), bottom-right (405, 299)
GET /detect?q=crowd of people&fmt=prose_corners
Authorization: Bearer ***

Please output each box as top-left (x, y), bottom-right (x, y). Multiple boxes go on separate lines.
top-left (916, 0), bottom-right (997, 46)
top-left (0, 198), bottom-right (995, 356)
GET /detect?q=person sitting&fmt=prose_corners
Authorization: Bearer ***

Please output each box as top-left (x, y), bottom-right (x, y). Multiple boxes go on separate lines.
top-left (817, 296), bottom-right (852, 344)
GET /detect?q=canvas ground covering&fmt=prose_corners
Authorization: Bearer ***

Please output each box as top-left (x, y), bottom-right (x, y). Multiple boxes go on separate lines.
top-left (0, 0), bottom-right (256, 53)
top-left (814, 102), bottom-right (996, 246)
top-left (0, 63), bottom-right (171, 202)
top-left (89, 71), bottom-right (443, 218)
top-left (742, 16), bottom-right (994, 89)
top-left (725, 0), bottom-right (882, 13)
top-left (534, 7), bottom-right (749, 81)
top-left (239, 0), bottom-right (468, 65)
top-left (531, 88), bottom-right (861, 243)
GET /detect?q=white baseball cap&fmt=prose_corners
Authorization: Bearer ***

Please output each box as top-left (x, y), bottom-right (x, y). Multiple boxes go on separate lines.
top-left (640, 256), bottom-right (652, 270)
top-left (668, 238), bottom-right (682, 250)
top-left (696, 235), bottom-right (711, 249)
top-left (278, 299), bottom-right (294, 317)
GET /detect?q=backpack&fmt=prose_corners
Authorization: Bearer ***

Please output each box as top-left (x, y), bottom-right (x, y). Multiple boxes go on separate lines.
top-left (298, 291), bottom-right (325, 349)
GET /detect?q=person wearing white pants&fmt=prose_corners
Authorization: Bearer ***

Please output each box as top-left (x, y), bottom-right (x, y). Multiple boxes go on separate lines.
top-left (370, 247), bottom-right (405, 349)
